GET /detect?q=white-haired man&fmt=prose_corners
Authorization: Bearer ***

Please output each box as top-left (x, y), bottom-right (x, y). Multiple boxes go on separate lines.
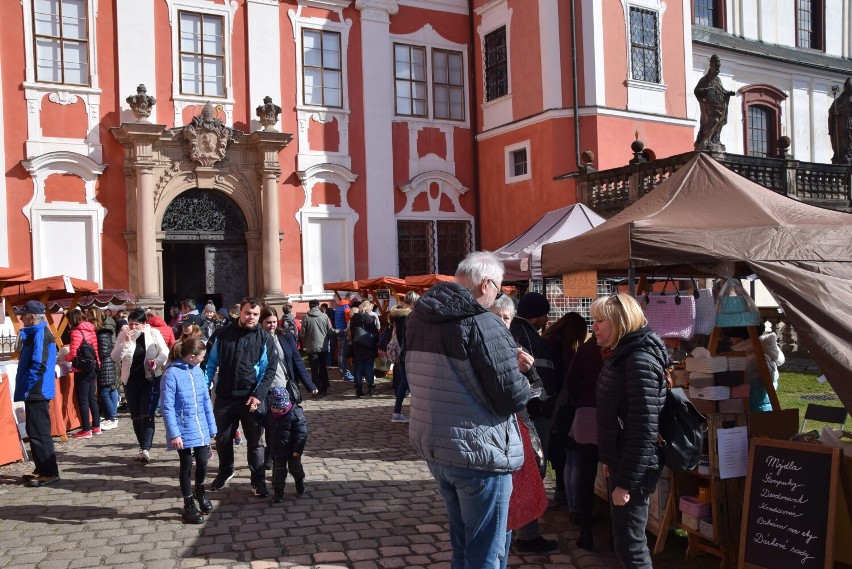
top-left (406, 251), bottom-right (533, 569)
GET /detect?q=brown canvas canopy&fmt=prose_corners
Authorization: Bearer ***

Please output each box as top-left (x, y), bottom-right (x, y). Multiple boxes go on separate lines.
top-left (541, 153), bottom-right (852, 411)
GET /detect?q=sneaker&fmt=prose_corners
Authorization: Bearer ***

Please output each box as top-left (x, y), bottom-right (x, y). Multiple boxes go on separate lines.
top-left (101, 420), bottom-right (118, 430)
top-left (139, 449), bottom-right (151, 463)
top-left (72, 430), bottom-right (92, 439)
top-left (273, 492), bottom-right (284, 504)
top-left (234, 429), bottom-right (242, 446)
top-left (22, 470), bottom-right (40, 481)
top-left (27, 474), bottom-right (60, 487)
top-left (513, 537), bottom-right (559, 554)
top-left (92, 427), bottom-right (102, 436)
top-left (391, 413), bottom-right (410, 423)
top-left (343, 372), bottom-right (354, 381)
top-left (295, 479), bottom-right (306, 496)
top-left (251, 480), bottom-right (269, 498)
top-left (210, 471), bottom-right (234, 491)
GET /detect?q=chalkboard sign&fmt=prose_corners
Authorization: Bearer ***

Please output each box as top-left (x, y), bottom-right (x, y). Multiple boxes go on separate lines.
top-left (376, 289), bottom-right (391, 301)
top-left (739, 438), bottom-right (841, 569)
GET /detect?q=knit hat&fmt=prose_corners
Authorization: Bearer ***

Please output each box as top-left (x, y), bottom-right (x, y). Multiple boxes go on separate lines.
top-left (517, 292), bottom-right (550, 319)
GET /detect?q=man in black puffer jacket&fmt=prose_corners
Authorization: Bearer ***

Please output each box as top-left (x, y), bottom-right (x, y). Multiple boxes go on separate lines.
top-left (593, 293), bottom-right (668, 569)
top-left (407, 251), bottom-right (532, 569)
top-left (205, 297), bottom-right (279, 498)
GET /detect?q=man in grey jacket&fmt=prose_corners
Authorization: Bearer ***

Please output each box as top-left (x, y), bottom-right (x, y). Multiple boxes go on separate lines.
top-left (406, 251), bottom-right (533, 569)
top-left (300, 299), bottom-right (331, 395)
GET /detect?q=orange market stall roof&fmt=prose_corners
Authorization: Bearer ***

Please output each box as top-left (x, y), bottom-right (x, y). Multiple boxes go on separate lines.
top-left (403, 274), bottom-right (454, 292)
top-left (1, 275), bottom-right (99, 339)
top-left (0, 268), bottom-right (32, 291)
top-left (46, 288), bottom-right (137, 311)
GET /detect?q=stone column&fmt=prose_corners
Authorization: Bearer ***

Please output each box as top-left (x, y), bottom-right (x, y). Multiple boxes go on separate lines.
top-left (248, 130), bottom-right (293, 304)
top-left (356, 0), bottom-right (399, 277)
top-left (111, 122), bottom-right (166, 309)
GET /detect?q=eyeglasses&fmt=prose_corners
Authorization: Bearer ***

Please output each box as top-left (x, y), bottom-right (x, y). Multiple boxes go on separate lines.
top-left (488, 279), bottom-right (503, 299)
top-left (611, 293), bottom-right (623, 308)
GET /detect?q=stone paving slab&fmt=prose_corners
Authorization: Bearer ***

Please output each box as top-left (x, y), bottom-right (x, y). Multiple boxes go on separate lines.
top-left (0, 370), bottom-right (623, 569)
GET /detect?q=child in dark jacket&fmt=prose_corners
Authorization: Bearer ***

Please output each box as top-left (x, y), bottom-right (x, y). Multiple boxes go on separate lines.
top-left (160, 338), bottom-right (217, 524)
top-left (267, 385), bottom-right (310, 503)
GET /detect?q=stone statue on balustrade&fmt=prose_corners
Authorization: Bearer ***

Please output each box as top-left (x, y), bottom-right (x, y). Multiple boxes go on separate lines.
top-left (256, 96), bottom-right (282, 132)
top-left (126, 84), bottom-right (156, 122)
top-left (829, 77), bottom-right (852, 164)
top-left (694, 55), bottom-right (736, 152)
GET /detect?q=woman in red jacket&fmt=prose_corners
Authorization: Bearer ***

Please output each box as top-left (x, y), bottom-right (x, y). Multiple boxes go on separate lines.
top-left (64, 308), bottom-right (101, 438)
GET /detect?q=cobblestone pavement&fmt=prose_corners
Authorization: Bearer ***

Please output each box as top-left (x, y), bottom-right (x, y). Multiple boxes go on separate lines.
top-left (0, 370), bottom-right (623, 569)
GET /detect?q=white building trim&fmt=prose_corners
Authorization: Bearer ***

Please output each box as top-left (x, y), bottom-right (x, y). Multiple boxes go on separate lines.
top-left (620, 0), bottom-right (668, 115)
top-left (397, 170), bottom-right (470, 218)
top-left (20, 152), bottom-right (107, 285)
top-left (247, 0), bottom-right (282, 132)
top-left (0, 50), bottom-right (7, 267)
top-left (166, 0), bottom-right (238, 127)
top-left (582, 0), bottom-right (606, 107)
top-left (504, 140), bottom-right (531, 184)
top-left (539, 0), bottom-right (563, 110)
top-left (397, 0), bottom-right (468, 15)
top-left (117, 1), bottom-right (156, 124)
top-left (476, 1), bottom-right (513, 131)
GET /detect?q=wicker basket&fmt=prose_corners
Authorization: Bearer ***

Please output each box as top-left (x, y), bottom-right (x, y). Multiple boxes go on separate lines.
top-left (682, 512), bottom-right (700, 531)
top-left (688, 373), bottom-right (715, 388)
top-left (690, 386), bottom-right (731, 400)
top-left (718, 398), bottom-right (745, 413)
top-left (684, 356), bottom-right (728, 373)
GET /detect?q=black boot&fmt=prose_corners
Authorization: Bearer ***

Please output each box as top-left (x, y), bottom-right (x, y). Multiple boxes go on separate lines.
top-left (182, 496), bottom-right (204, 524)
top-left (368, 384), bottom-right (375, 397)
top-left (295, 477), bottom-right (306, 496)
top-left (272, 457), bottom-right (287, 504)
top-left (577, 523), bottom-right (594, 551)
top-left (355, 386), bottom-right (364, 397)
top-left (273, 490), bottom-right (284, 504)
top-left (194, 484), bottom-right (213, 514)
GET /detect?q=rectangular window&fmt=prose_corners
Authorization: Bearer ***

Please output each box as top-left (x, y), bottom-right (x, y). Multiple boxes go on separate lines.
top-left (303, 29), bottom-right (342, 107)
top-left (436, 221), bottom-right (470, 275)
top-left (748, 106), bottom-right (771, 158)
top-left (397, 221), bottom-right (433, 278)
top-left (796, 0), bottom-right (823, 50)
top-left (179, 11), bottom-right (225, 97)
top-left (511, 148), bottom-right (527, 177)
top-left (629, 7), bottom-right (660, 83)
top-left (484, 27), bottom-right (508, 101)
top-left (693, 0), bottom-right (719, 27)
top-left (394, 44), bottom-right (427, 117)
top-left (32, 0), bottom-right (89, 85)
top-left (433, 49), bottom-right (464, 121)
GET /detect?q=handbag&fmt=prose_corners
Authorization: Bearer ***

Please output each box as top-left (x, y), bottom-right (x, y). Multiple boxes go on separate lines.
top-left (352, 326), bottom-right (378, 349)
top-left (385, 328), bottom-right (402, 364)
top-left (636, 277), bottom-right (696, 340)
top-left (715, 278), bottom-right (761, 327)
top-left (507, 417), bottom-right (548, 530)
top-left (691, 278), bottom-right (716, 335)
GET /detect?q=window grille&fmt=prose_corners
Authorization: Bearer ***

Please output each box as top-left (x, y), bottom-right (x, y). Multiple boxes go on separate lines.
top-left (629, 7), bottom-right (660, 83)
top-left (484, 27), bottom-right (508, 101)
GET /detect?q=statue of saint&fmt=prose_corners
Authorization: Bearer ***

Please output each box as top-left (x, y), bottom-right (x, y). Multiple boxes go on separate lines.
top-left (829, 77), bottom-right (852, 164)
top-left (694, 55), bottom-right (736, 152)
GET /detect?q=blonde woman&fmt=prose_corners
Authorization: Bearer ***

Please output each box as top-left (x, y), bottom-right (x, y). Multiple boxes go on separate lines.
top-left (348, 300), bottom-right (379, 397)
top-left (591, 293), bottom-right (668, 569)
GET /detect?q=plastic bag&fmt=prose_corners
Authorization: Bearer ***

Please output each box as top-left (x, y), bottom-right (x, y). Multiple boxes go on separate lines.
top-left (714, 278), bottom-right (761, 328)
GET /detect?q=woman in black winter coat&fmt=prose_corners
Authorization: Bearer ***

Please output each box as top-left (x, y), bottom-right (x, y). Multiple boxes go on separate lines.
top-left (85, 307), bottom-right (119, 430)
top-left (348, 301), bottom-right (379, 397)
top-left (591, 293), bottom-right (668, 569)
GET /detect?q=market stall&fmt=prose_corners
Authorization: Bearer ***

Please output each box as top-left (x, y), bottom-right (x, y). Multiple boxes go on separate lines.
top-left (540, 153), bottom-right (852, 566)
top-left (0, 268), bottom-right (33, 465)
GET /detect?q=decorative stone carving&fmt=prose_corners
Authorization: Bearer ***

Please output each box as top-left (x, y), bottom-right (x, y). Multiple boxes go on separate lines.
top-left (829, 77), bottom-right (852, 165)
top-left (355, 0), bottom-right (399, 22)
top-left (183, 102), bottom-right (234, 167)
top-left (694, 55), bottom-right (736, 152)
top-left (48, 92), bottom-right (78, 105)
top-left (256, 96), bottom-right (282, 131)
top-left (126, 84), bottom-right (157, 122)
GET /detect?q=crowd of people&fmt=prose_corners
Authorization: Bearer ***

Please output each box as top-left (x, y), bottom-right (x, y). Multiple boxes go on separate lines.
top-left (15, 250), bottom-right (679, 568)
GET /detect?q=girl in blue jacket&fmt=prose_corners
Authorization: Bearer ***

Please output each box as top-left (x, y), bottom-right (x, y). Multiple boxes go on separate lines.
top-left (160, 338), bottom-right (217, 524)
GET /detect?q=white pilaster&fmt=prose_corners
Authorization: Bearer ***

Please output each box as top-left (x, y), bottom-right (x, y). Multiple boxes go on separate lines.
top-left (0, 50), bottom-right (7, 266)
top-left (247, 0), bottom-right (282, 131)
top-left (582, 0), bottom-right (605, 107)
top-left (538, 0), bottom-right (562, 110)
top-left (355, 0), bottom-right (399, 277)
top-left (117, 0), bottom-right (156, 124)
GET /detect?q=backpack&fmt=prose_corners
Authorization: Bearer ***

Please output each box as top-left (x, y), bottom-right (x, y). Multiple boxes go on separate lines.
top-left (72, 338), bottom-right (99, 376)
top-left (657, 382), bottom-right (707, 472)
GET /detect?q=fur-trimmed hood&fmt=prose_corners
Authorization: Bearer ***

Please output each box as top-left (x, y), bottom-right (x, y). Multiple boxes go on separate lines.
top-left (390, 304), bottom-right (412, 318)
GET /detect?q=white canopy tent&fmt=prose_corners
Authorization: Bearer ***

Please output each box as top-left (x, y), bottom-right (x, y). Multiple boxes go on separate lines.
top-left (494, 203), bottom-right (606, 281)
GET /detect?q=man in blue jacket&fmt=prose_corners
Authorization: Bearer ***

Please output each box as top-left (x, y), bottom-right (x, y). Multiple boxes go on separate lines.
top-left (13, 300), bottom-right (60, 487)
top-left (205, 297), bottom-right (278, 497)
top-left (406, 251), bottom-right (533, 569)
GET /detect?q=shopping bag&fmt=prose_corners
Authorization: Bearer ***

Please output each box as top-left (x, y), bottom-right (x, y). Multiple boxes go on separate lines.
top-left (691, 279), bottom-right (716, 335)
top-left (637, 278), bottom-right (696, 340)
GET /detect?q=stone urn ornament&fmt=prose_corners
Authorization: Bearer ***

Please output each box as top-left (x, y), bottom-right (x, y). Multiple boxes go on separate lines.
top-left (127, 84), bottom-right (156, 122)
top-left (256, 96), bottom-right (282, 131)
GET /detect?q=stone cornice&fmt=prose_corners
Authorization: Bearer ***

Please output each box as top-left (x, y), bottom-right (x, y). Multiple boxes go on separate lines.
top-left (355, 0), bottom-right (399, 23)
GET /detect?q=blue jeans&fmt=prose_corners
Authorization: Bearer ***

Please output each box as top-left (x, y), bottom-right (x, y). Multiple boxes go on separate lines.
top-left (336, 332), bottom-right (350, 374)
top-left (427, 461), bottom-right (513, 569)
top-left (353, 358), bottom-right (375, 389)
top-left (99, 386), bottom-right (119, 421)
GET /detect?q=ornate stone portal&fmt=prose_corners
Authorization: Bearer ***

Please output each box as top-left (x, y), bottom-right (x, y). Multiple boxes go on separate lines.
top-left (111, 104), bottom-right (293, 310)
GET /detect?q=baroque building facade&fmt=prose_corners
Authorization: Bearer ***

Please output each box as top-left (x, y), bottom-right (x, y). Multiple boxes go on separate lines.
top-left (0, 0), bottom-right (850, 309)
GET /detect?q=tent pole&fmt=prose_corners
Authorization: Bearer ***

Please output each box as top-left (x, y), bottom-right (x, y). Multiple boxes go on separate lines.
top-left (628, 267), bottom-right (636, 296)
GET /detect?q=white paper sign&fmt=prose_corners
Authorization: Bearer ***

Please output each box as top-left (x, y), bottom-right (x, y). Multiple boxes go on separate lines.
top-left (63, 275), bottom-right (75, 294)
top-left (717, 426), bottom-right (749, 479)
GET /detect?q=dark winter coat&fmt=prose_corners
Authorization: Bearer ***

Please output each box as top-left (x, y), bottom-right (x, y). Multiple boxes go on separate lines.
top-left (406, 282), bottom-right (531, 473)
top-left (389, 304), bottom-right (412, 353)
top-left (301, 307), bottom-right (331, 354)
top-left (204, 324), bottom-right (279, 401)
top-left (510, 317), bottom-right (558, 420)
top-left (596, 326), bottom-right (668, 492)
top-left (349, 311), bottom-right (379, 361)
top-left (95, 327), bottom-right (118, 388)
top-left (14, 321), bottom-right (57, 402)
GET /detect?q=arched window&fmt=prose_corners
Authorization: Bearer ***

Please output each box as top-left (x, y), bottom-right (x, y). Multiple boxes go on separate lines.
top-left (740, 85), bottom-right (787, 158)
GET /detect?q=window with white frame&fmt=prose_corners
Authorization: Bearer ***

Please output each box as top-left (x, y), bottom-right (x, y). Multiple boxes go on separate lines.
top-left (505, 140), bottom-right (531, 183)
top-left (397, 220), bottom-right (471, 278)
top-left (394, 44), bottom-right (428, 117)
top-left (32, 0), bottom-right (90, 85)
top-left (628, 7), bottom-right (660, 83)
top-left (179, 11), bottom-right (225, 97)
top-left (433, 49), bottom-right (464, 121)
top-left (302, 28), bottom-right (342, 108)
top-left (796, 0), bottom-right (824, 50)
top-left (484, 26), bottom-right (508, 101)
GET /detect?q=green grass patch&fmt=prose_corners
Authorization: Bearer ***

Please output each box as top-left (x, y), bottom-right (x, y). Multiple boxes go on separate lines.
top-left (777, 371), bottom-right (850, 431)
